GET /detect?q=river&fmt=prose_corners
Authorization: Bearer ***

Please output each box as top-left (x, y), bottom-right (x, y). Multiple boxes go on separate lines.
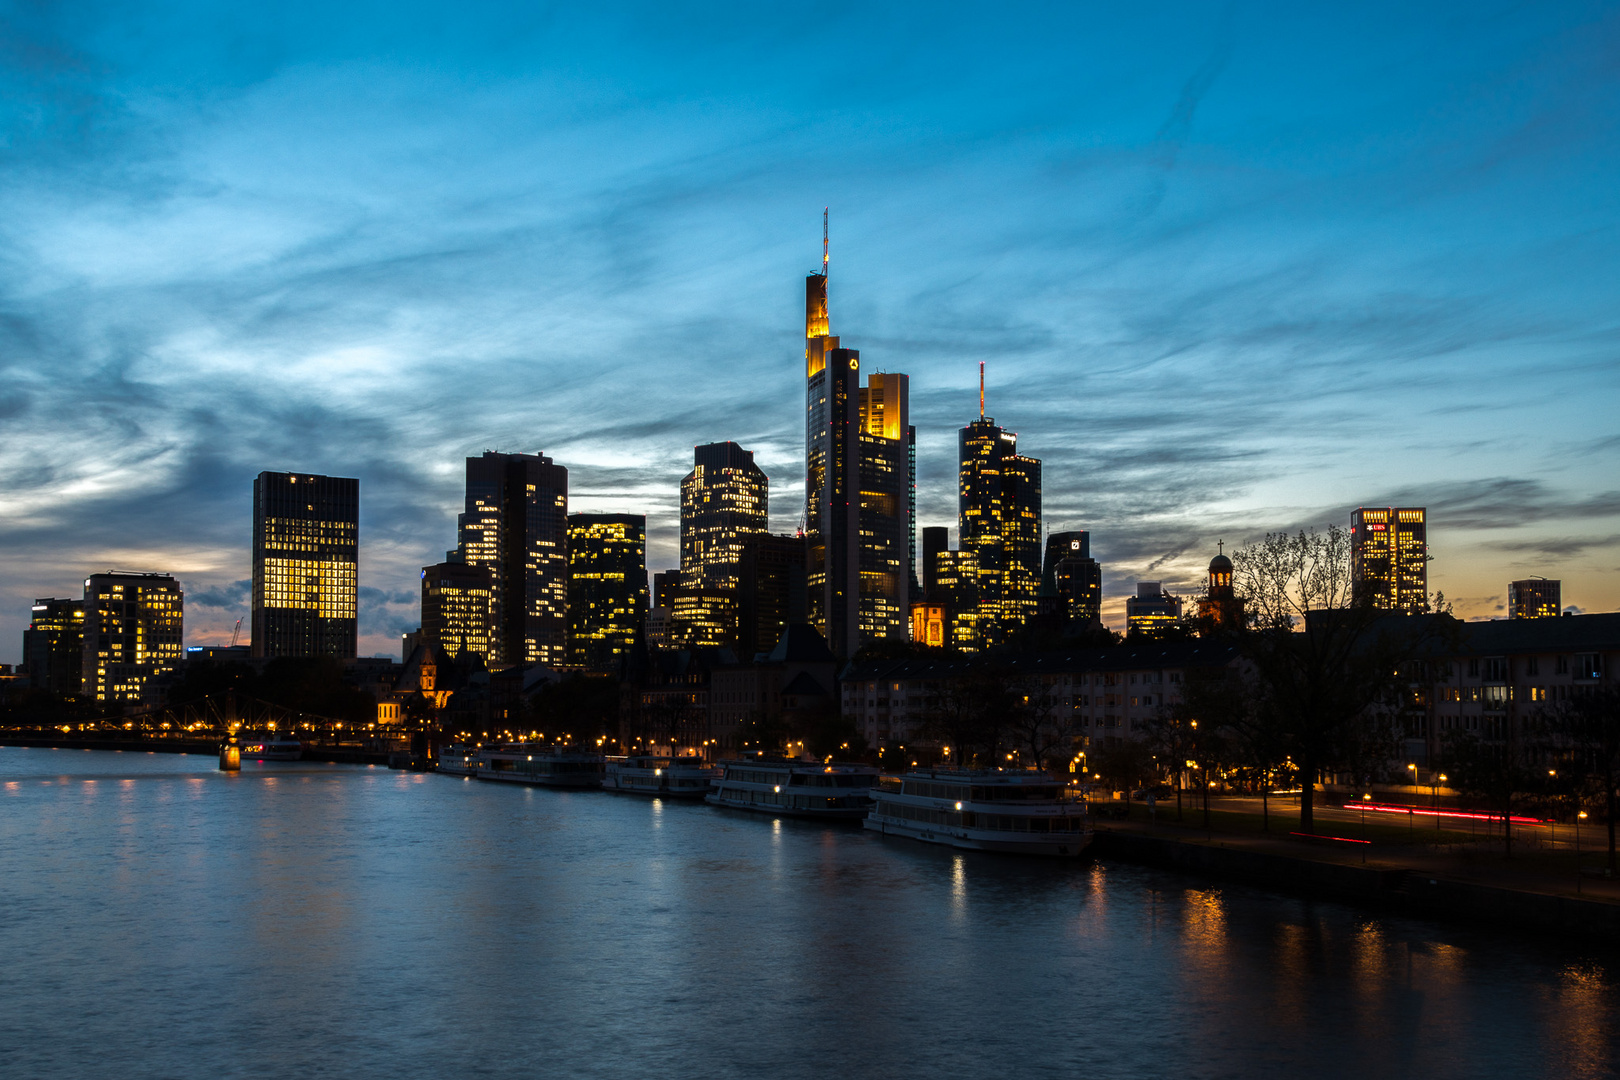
top-left (1, 746), bottom-right (1615, 1078)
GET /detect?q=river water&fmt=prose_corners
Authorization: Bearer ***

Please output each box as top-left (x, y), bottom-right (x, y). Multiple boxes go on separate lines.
top-left (1, 747), bottom-right (1616, 1079)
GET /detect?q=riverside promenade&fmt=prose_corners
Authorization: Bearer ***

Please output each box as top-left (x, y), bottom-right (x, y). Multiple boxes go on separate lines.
top-left (1094, 795), bottom-right (1620, 942)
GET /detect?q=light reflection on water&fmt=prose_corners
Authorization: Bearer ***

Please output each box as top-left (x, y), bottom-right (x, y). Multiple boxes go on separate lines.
top-left (1, 747), bottom-right (1617, 1079)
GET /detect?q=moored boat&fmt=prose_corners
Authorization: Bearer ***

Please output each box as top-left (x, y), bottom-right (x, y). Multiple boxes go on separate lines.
top-left (705, 756), bottom-right (879, 819)
top-left (436, 744), bottom-right (481, 776)
top-left (865, 769), bottom-right (1092, 857)
top-left (475, 746), bottom-right (605, 788)
top-left (604, 754), bottom-right (719, 798)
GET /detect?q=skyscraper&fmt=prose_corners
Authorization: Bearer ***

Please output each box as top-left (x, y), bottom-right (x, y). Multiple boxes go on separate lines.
top-left (680, 443), bottom-right (768, 591)
top-left (24, 597), bottom-right (84, 694)
top-left (1044, 531), bottom-right (1102, 626)
top-left (931, 549), bottom-right (981, 652)
top-left (737, 532), bottom-right (807, 659)
top-left (1508, 578), bottom-right (1561, 620)
top-left (921, 526), bottom-right (949, 601)
top-left (803, 218), bottom-right (911, 657)
top-left (1350, 507), bottom-right (1428, 613)
top-left (81, 572), bottom-right (183, 705)
top-left (456, 451), bottom-right (569, 669)
top-left (251, 471), bottom-right (358, 659)
top-left (958, 368), bottom-right (1041, 648)
top-left (420, 560), bottom-right (493, 663)
top-left (567, 513), bottom-right (647, 668)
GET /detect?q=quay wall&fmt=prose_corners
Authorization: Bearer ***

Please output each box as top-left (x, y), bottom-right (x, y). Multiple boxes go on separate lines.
top-left (1093, 829), bottom-right (1620, 944)
top-left (0, 736), bottom-right (388, 765)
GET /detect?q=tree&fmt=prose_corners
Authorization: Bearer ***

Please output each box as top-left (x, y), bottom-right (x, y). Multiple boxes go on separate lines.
top-left (1004, 674), bottom-right (1081, 774)
top-left (1441, 728), bottom-right (1542, 857)
top-left (1542, 687), bottom-right (1620, 871)
top-left (917, 662), bottom-right (1016, 767)
top-left (1089, 738), bottom-right (1156, 802)
top-left (1231, 527), bottom-right (1431, 833)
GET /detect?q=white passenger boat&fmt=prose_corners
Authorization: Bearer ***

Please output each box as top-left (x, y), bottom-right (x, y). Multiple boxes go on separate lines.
top-left (604, 754), bottom-right (719, 799)
top-left (475, 746), bottom-right (605, 788)
top-left (865, 769), bottom-right (1092, 857)
top-left (436, 744), bottom-right (481, 776)
top-left (705, 757), bottom-right (879, 819)
top-left (241, 736), bottom-right (303, 761)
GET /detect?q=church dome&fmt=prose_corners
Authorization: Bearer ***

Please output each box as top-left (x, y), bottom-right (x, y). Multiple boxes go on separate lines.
top-left (1209, 553), bottom-right (1233, 574)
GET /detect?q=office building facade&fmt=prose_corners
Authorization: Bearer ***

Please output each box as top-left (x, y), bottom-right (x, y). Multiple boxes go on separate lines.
top-left (251, 471), bottom-right (359, 659)
top-left (803, 234), bottom-right (912, 658)
top-left (1508, 579), bottom-right (1561, 620)
top-left (680, 443), bottom-right (768, 591)
top-left (737, 532), bottom-right (807, 660)
top-left (456, 451), bottom-right (569, 669)
top-left (24, 597), bottom-right (85, 694)
top-left (421, 560), bottom-right (494, 664)
top-left (1126, 582), bottom-right (1182, 639)
top-left (567, 513), bottom-right (648, 668)
top-left (1043, 531), bottom-right (1102, 627)
top-left (1350, 506), bottom-right (1428, 613)
top-left (931, 548), bottom-right (981, 652)
top-left (959, 385), bottom-right (1041, 648)
top-left (81, 572), bottom-right (184, 706)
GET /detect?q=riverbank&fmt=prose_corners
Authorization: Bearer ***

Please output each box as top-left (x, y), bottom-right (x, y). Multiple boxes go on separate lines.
top-left (0, 736), bottom-right (389, 765)
top-left (1094, 818), bottom-right (1620, 944)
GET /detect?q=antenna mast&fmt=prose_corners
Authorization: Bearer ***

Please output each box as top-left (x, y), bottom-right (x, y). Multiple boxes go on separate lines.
top-left (822, 207), bottom-right (829, 277)
top-left (979, 361), bottom-right (985, 419)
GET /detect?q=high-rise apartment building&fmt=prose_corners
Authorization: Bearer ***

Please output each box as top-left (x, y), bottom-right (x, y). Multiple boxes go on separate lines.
top-left (802, 221), bottom-right (911, 657)
top-left (680, 443), bottom-right (768, 591)
top-left (456, 451), bottom-right (569, 669)
top-left (420, 560), bottom-right (493, 664)
top-left (1350, 507), bottom-right (1428, 613)
top-left (251, 471), bottom-right (359, 659)
top-left (958, 371), bottom-right (1041, 649)
top-left (24, 597), bottom-right (84, 694)
top-left (81, 572), bottom-right (184, 705)
top-left (567, 513), bottom-right (647, 668)
top-left (1508, 578), bottom-right (1561, 620)
top-left (1125, 581), bottom-right (1181, 639)
top-left (1044, 531), bottom-right (1102, 627)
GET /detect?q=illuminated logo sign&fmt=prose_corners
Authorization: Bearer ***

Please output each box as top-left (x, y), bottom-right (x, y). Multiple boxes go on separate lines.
top-left (848, 357), bottom-right (859, 370)
top-left (1071, 541), bottom-right (1080, 550)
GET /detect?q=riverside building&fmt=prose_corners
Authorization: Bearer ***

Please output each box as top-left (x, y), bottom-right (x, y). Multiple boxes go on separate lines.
top-left (567, 513), bottom-right (648, 668)
top-left (1350, 506), bottom-right (1428, 613)
top-left (456, 451), bottom-right (569, 669)
top-left (23, 597), bottom-right (84, 694)
top-left (81, 572), bottom-right (184, 706)
top-left (251, 471), bottom-right (359, 659)
top-left (803, 217), bottom-right (913, 658)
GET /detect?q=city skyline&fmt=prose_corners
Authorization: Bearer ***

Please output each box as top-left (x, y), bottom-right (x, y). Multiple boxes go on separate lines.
top-left (3, 4), bottom-right (1619, 660)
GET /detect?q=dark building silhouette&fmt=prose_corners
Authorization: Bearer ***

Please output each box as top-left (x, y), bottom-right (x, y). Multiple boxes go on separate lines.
top-left (1196, 546), bottom-right (1245, 632)
top-left (82, 571), bottom-right (184, 706)
top-left (251, 471), bottom-right (358, 659)
top-left (921, 526), bottom-right (949, 601)
top-left (1043, 531), bottom-right (1102, 627)
top-left (421, 559), bottom-right (493, 664)
top-left (567, 513), bottom-right (647, 668)
top-left (24, 597), bottom-right (84, 694)
top-left (456, 451), bottom-right (569, 669)
top-left (1351, 506), bottom-right (1428, 614)
top-left (737, 533), bottom-right (807, 660)
top-left (958, 370), bottom-right (1041, 648)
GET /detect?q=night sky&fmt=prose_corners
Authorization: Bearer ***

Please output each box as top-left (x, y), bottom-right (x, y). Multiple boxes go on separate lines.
top-left (3, 2), bottom-right (1618, 661)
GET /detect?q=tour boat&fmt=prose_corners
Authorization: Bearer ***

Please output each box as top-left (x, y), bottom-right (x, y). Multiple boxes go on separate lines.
top-left (240, 737), bottom-right (303, 761)
top-left (864, 769), bottom-right (1092, 857)
top-left (436, 745), bottom-right (481, 776)
top-left (604, 754), bottom-right (720, 799)
top-left (705, 757), bottom-right (880, 819)
top-left (475, 746), bottom-right (605, 788)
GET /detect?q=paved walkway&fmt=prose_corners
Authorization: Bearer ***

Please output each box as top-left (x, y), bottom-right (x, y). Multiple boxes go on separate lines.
top-left (1100, 802), bottom-right (1620, 905)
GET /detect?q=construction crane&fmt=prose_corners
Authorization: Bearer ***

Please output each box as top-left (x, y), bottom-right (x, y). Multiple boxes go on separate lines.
top-left (230, 618), bottom-right (243, 648)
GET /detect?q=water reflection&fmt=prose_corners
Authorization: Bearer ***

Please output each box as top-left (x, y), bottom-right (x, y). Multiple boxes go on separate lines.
top-left (0, 747), bottom-right (1616, 1080)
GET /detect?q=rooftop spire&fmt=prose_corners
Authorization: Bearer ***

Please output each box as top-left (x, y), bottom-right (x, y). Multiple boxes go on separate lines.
top-left (822, 207), bottom-right (829, 278)
top-left (979, 361), bottom-right (985, 419)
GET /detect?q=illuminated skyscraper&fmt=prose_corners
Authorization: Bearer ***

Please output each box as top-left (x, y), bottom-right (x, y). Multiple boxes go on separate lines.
top-left (681, 443), bottom-right (767, 591)
top-left (958, 370), bottom-right (1041, 648)
top-left (81, 572), bottom-right (184, 705)
top-left (456, 451), bottom-right (569, 669)
top-left (421, 560), bottom-right (493, 664)
top-left (803, 217), bottom-right (911, 657)
top-left (1044, 531), bottom-right (1102, 626)
top-left (1350, 507), bottom-right (1428, 613)
top-left (1126, 581), bottom-right (1181, 639)
top-left (931, 549), bottom-right (980, 652)
top-left (251, 471), bottom-right (358, 659)
top-left (1508, 578), bottom-right (1561, 620)
top-left (23, 597), bottom-right (84, 694)
top-left (567, 513), bottom-right (647, 668)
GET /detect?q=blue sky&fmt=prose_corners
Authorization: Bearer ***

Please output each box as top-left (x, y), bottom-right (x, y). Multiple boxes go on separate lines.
top-left (2, 1), bottom-right (1618, 660)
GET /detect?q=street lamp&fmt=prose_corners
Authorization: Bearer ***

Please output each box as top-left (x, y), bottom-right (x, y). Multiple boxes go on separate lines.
top-left (1435, 773), bottom-right (1447, 830)
top-left (1578, 810), bottom-right (1590, 892)
top-left (1362, 792), bottom-right (1372, 861)
top-left (1407, 764), bottom-right (1417, 837)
